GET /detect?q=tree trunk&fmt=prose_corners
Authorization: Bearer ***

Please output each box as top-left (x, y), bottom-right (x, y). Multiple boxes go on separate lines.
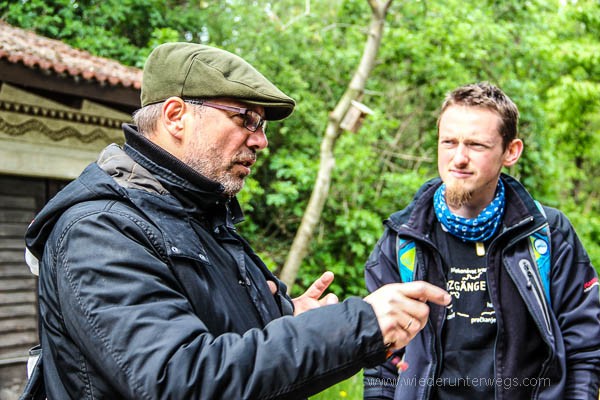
top-left (280, 0), bottom-right (393, 292)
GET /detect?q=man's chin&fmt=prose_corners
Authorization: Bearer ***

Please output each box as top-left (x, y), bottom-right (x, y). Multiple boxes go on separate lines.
top-left (220, 176), bottom-right (246, 197)
top-left (445, 183), bottom-right (473, 209)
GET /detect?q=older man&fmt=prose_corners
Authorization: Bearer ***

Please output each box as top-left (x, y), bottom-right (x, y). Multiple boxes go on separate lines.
top-left (24, 42), bottom-right (449, 399)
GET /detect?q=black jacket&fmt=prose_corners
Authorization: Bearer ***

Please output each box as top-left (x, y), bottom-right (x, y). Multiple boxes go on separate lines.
top-left (363, 176), bottom-right (600, 399)
top-left (25, 125), bottom-right (386, 400)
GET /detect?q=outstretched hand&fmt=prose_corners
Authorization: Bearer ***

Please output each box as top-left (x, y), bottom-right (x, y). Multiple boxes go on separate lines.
top-left (267, 271), bottom-right (339, 316)
top-left (364, 281), bottom-right (451, 352)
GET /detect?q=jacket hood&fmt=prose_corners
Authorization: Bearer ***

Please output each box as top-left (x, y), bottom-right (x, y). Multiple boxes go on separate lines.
top-left (24, 161), bottom-right (127, 275)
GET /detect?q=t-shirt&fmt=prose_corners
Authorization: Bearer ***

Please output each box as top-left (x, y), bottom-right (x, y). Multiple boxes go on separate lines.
top-left (431, 223), bottom-right (497, 399)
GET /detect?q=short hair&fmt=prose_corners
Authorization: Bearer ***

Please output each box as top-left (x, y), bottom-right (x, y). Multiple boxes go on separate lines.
top-left (132, 101), bottom-right (207, 137)
top-left (132, 103), bottom-right (163, 137)
top-left (437, 82), bottom-right (519, 150)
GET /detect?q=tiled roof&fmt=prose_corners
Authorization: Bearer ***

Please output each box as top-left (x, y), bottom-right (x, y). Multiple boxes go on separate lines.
top-left (0, 20), bottom-right (142, 89)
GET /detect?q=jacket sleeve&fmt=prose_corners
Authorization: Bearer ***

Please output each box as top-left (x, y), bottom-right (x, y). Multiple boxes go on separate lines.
top-left (363, 228), bottom-right (403, 400)
top-left (547, 208), bottom-right (600, 399)
top-left (46, 208), bottom-right (388, 400)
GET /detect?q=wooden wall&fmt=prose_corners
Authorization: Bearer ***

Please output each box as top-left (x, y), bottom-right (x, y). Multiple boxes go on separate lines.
top-left (0, 175), bottom-right (67, 394)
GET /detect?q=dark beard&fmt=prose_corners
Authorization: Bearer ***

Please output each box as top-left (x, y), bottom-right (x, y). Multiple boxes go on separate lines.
top-left (445, 182), bottom-right (473, 209)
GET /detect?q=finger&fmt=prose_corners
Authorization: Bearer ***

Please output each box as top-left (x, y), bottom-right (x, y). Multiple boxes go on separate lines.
top-left (401, 315), bottom-right (421, 334)
top-left (319, 293), bottom-right (339, 306)
top-left (385, 323), bottom-right (412, 351)
top-left (390, 313), bottom-right (424, 349)
top-left (382, 296), bottom-right (429, 337)
top-left (380, 308), bottom-right (416, 345)
top-left (395, 281), bottom-right (451, 306)
top-left (388, 294), bottom-right (431, 321)
top-left (395, 308), bottom-right (425, 335)
top-left (266, 280), bottom-right (277, 295)
top-left (303, 271), bottom-right (335, 300)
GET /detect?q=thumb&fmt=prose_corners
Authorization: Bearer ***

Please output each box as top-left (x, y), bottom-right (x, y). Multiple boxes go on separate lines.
top-left (303, 271), bottom-right (335, 300)
top-left (322, 293), bottom-right (339, 305)
top-left (266, 280), bottom-right (278, 295)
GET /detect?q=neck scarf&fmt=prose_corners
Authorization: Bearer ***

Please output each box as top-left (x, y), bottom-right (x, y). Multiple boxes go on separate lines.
top-left (434, 180), bottom-right (505, 242)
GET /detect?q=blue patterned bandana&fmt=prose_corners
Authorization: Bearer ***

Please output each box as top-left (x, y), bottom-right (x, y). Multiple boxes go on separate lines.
top-left (434, 180), bottom-right (505, 242)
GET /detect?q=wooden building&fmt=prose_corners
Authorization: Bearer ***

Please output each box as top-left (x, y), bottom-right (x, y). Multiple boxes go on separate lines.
top-left (0, 20), bottom-right (141, 393)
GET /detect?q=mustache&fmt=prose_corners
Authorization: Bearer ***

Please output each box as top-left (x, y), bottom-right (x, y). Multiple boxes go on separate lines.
top-left (232, 150), bottom-right (256, 164)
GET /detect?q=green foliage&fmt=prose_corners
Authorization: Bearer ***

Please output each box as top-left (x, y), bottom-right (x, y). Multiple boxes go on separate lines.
top-left (0, 0), bottom-right (212, 67)
top-left (310, 370), bottom-right (363, 399)
top-left (3, 0), bottom-right (598, 296)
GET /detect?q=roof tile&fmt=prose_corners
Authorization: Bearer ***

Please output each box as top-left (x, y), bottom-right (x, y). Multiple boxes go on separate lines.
top-left (0, 20), bottom-right (142, 89)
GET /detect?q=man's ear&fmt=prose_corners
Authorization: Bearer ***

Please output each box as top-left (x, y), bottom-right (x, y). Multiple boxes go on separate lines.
top-left (503, 138), bottom-right (523, 167)
top-left (161, 97), bottom-right (187, 138)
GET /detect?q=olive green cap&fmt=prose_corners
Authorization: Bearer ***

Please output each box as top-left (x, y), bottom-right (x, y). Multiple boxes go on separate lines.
top-left (141, 42), bottom-right (295, 120)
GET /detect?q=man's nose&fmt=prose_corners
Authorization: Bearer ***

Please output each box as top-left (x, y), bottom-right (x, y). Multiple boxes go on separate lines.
top-left (453, 143), bottom-right (469, 165)
top-left (246, 128), bottom-right (268, 150)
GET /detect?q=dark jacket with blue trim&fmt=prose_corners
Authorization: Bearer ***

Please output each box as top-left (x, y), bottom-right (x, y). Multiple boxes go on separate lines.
top-left (363, 174), bottom-right (600, 400)
top-left (25, 124), bottom-right (387, 400)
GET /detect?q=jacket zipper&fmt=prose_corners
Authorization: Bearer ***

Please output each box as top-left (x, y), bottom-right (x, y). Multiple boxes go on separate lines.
top-left (502, 223), bottom-right (555, 400)
top-left (503, 217), bottom-right (553, 336)
top-left (518, 258), bottom-right (552, 334)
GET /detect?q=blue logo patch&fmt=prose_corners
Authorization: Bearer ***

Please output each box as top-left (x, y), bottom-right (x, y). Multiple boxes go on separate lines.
top-left (534, 238), bottom-right (548, 255)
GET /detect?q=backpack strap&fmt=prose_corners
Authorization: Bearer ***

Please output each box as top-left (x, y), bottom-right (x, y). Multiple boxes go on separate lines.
top-left (397, 238), bottom-right (416, 283)
top-left (530, 200), bottom-right (552, 307)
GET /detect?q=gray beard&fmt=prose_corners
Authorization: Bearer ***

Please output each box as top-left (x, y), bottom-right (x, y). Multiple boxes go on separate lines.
top-left (182, 153), bottom-right (245, 197)
top-left (186, 159), bottom-right (245, 196)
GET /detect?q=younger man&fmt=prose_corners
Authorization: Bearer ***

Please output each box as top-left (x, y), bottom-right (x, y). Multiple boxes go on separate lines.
top-left (363, 82), bottom-right (600, 399)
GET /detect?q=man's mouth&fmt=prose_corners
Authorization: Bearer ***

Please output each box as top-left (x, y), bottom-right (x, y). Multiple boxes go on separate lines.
top-left (238, 159), bottom-right (255, 168)
top-left (449, 168), bottom-right (472, 178)
top-left (232, 155), bottom-right (256, 175)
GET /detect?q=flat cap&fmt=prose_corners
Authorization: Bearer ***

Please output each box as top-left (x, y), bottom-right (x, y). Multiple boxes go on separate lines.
top-left (141, 42), bottom-right (295, 120)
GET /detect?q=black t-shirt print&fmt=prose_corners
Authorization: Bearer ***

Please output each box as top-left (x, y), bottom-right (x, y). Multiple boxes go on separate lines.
top-left (431, 223), bottom-right (496, 400)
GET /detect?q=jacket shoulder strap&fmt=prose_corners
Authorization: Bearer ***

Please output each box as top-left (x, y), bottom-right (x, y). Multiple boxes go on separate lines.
top-left (529, 200), bottom-right (552, 306)
top-left (396, 237), bottom-right (416, 283)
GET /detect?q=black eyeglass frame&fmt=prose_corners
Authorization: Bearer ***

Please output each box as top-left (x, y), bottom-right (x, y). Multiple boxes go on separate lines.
top-left (184, 99), bottom-right (267, 133)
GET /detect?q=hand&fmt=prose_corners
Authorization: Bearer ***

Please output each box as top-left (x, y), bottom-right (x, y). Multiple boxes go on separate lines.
top-left (364, 281), bottom-right (451, 351)
top-left (267, 271), bottom-right (339, 316)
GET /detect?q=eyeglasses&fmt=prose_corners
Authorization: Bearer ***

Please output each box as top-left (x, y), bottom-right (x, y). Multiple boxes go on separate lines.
top-left (184, 99), bottom-right (267, 133)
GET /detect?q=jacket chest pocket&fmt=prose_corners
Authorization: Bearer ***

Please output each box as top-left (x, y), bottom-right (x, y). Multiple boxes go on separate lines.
top-left (166, 239), bottom-right (211, 266)
top-left (163, 254), bottom-right (260, 332)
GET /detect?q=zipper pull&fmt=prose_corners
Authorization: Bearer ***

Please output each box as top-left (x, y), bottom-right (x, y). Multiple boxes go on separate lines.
top-left (519, 259), bottom-right (534, 289)
top-left (525, 274), bottom-right (533, 289)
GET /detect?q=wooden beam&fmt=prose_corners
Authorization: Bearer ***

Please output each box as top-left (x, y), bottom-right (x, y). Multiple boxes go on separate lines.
top-left (0, 60), bottom-right (140, 112)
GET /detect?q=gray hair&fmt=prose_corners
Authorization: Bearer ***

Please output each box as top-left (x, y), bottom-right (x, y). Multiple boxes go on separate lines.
top-left (132, 101), bottom-right (207, 137)
top-left (132, 103), bottom-right (163, 137)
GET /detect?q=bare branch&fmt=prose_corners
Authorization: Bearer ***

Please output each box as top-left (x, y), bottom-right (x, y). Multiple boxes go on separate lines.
top-left (280, 0), bottom-right (394, 292)
top-left (380, 150), bottom-right (433, 163)
top-left (270, 0), bottom-right (312, 31)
